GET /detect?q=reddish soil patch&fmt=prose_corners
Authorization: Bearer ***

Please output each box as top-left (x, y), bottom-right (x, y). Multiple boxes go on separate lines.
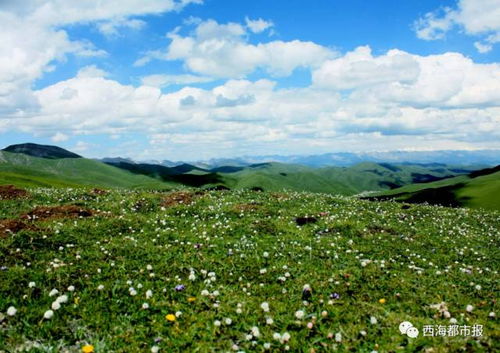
top-left (22, 205), bottom-right (93, 221)
top-left (0, 185), bottom-right (29, 200)
top-left (161, 191), bottom-right (197, 207)
top-left (91, 188), bottom-right (108, 195)
top-left (0, 219), bottom-right (30, 238)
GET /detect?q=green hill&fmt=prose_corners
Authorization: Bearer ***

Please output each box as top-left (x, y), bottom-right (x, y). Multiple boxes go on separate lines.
top-left (367, 166), bottom-right (500, 210)
top-left (0, 143), bottom-right (483, 197)
top-left (2, 143), bottom-right (82, 159)
top-left (0, 151), bottom-right (172, 189)
top-left (218, 162), bottom-right (478, 195)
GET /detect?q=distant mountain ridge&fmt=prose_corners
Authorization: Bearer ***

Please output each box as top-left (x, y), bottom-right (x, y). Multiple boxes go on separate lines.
top-left (190, 150), bottom-right (500, 168)
top-left (2, 143), bottom-right (82, 159)
top-left (99, 150), bottom-right (500, 168)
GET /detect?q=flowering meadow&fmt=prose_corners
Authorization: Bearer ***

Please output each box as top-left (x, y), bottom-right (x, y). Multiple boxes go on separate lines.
top-left (0, 188), bottom-right (498, 352)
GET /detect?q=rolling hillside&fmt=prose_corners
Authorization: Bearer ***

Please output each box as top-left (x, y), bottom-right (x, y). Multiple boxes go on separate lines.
top-left (0, 143), bottom-right (487, 199)
top-left (217, 162), bottom-right (480, 195)
top-left (367, 166), bottom-right (500, 210)
top-left (0, 151), bottom-right (173, 189)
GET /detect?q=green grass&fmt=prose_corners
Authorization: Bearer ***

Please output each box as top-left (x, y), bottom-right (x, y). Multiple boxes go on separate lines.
top-left (0, 151), bottom-right (174, 190)
top-left (1, 188), bottom-right (498, 352)
top-left (371, 171), bottom-right (500, 211)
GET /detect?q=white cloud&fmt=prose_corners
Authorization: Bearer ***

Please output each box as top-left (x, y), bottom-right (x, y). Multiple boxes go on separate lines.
top-left (414, 0), bottom-right (500, 52)
top-left (414, 7), bottom-right (455, 40)
top-left (474, 41), bottom-right (493, 54)
top-left (97, 18), bottom-right (146, 37)
top-left (77, 65), bottom-right (109, 78)
top-left (313, 46), bottom-right (500, 108)
top-left (135, 19), bottom-right (335, 78)
top-left (245, 17), bottom-right (274, 33)
top-left (141, 74), bottom-right (213, 87)
top-left (2, 0), bottom-right (204, 26)
top-left (51, 132), bottom-right (69, 142)
top-left (0, 0), bottom-right (202, 118)
top-left (3, 54), bottom-right (497, 159)
top-left (455, 0), bottom-right (500, 34)
top-left (313, 46), bottom-right (420, 90)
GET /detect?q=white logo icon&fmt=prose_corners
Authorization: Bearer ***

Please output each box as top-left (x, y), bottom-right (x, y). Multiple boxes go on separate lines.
top-left (399, 321), bottom-right (419, 338)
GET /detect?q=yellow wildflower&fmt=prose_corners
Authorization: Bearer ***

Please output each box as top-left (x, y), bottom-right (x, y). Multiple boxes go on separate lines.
top-left (379, 298), bottom-right (386, 304)
top-left (82, 345), bottom-right (94, 353)
top-left (166, 314), bottom-right (176, 322)
top-left (187, 297), bottom-right (196, 303)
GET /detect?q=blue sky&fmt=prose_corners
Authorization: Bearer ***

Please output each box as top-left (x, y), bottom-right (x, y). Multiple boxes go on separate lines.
top-left (1, 0), bottom-right (499, 160)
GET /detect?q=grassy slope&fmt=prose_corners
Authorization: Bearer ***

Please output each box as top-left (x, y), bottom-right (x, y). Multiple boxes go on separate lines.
top-left (0, 189), bottom-right (498, 352)
top-left (371, 171), bottom-right (500, 210)
top-left (220, 163), bottom-right (353, 194)
top-left (0, 151), bottom-right (173, 189)
top-left (220, 162), bottom-right (475, 195)
top-left (0, 151), bottom-right (481, 196)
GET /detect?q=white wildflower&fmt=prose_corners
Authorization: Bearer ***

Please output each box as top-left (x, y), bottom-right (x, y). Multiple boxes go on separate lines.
top-left (251, 326), bottom-right (261, 337)
top-left (7, 306), bottom-right (17, 316)
top-left (43, 310), bottom-right (54, 319)
top-left (295, 310), bottom-right (305, 319)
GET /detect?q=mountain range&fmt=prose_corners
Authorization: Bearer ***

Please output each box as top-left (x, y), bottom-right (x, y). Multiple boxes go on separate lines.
top-left (139, 150), bottom-right (500, 168)
top-left (1, 143), bottom-right (499, 210)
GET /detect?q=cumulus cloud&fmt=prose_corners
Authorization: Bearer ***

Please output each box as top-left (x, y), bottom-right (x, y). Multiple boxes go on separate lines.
top-left (245, 17), bottom-right (274, 33)
top-left (313, 46), bottom-right (420, 90)
top-left (313, 46), bottom-right (500, 108)
top-left (0, 0), bottom-right (202, 117)
top-left (3, 52), bottom-right (497, 158)
top-left (414, 0), bottom-right (500, 52)
top-left (135, 19), bottom-right (335, 78)
top-left (1, 0), bottom-right (204, 26)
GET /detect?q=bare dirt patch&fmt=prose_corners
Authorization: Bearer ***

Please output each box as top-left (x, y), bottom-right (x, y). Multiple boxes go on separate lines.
top-left (91, 188), bottom-right (108, 195)
top-left (22, 205), bottom-right (93, 221)
top-left (0, 185), bottom-right (29, 200)
top-left (161, 191), bottom-right (197, 207)
top-left (0, 219), bottom-right (32, 238)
